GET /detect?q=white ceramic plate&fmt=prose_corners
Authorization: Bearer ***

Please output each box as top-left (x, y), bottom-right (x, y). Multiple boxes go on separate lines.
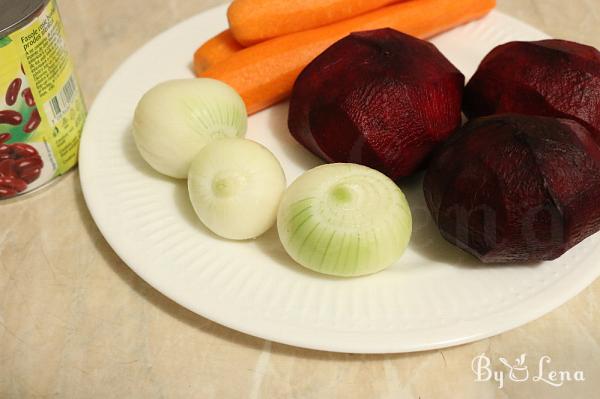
top-left (79, 4), bottom-right (600, 353)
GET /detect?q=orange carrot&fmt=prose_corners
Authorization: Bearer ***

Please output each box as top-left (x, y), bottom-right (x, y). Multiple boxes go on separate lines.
top-left (193, 30), bottom-right (244, 75)
top-left (228, 0), bottom-right (404, 46)
top-left (202, 0), bottom-right (496, 115)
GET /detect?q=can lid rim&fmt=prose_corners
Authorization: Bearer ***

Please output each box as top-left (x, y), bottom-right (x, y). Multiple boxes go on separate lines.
top-left (0, 0), bottom-right (49, 38)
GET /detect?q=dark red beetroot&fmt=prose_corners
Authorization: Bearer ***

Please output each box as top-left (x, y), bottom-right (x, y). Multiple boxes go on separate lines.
top-left (464, 39), bottom-right (600, 144)
top-left (424, 114), bottom-right (600, 263)
top-left (288, 28), bottom-right (464, 181)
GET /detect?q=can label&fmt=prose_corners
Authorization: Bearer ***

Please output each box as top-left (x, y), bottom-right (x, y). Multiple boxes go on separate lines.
top-left (0, 0), bottom-right (86, 199)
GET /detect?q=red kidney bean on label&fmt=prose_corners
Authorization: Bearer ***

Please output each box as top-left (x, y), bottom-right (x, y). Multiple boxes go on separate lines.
top-left (0, 110), bottom-right (23, 126)
top-left (10, 143), bottom-right (38, 158)
top-left (23, 108), bottom-right (41, 133)
top-left (18, 166), bottom-right (41, 184)
top-left (22, 88), bottom-right (36, 107)
top-left (5, 78), bottom-right (22, 106)
top-left (0, 176), bottom-right (27, 192)
top-left (15, 156), bottom-right (43, 173)
top-left (0, 133), bottom-right (11, 144)
top-left (0, 159), bottom-right (16, 178)
top-left (0, 140), bottom-right (43, 195)
top-left (0, 186), bottom-right (18, 198)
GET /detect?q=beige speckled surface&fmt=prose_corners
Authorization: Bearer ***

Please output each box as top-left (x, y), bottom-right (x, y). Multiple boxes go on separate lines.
top-left (1, 1), bottom-right (599, 397)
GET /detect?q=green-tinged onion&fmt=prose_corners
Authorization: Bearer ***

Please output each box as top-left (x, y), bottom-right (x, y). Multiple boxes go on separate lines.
top-left (277, 163), bottom-right (412, 277)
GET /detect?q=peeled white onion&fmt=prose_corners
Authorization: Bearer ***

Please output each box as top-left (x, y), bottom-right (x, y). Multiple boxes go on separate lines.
top-left (277, 163), bottom-right (412, 277)
top-left (133, 78), bottom-right (247, 178)
top-left (188, 138), bottom-right (286, 240)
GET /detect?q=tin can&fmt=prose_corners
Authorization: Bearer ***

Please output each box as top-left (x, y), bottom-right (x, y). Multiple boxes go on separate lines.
top-left (0, 0), bottom-right (86, 200)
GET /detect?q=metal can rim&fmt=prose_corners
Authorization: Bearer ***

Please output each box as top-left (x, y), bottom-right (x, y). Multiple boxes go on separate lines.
top-left (0, 0), bottom-right (50, 38)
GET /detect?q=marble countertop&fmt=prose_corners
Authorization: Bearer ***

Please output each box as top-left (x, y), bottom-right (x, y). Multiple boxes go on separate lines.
top-left (1, 0), bottom-right (599, 397)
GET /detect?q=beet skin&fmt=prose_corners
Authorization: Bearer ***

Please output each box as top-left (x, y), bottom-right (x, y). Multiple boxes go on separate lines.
top-left (464, 39), bottom-right (600, 144)
top-left (288, 28), bottom-right (464, 181)
top-left (424, 114), bottom-right (600, 263)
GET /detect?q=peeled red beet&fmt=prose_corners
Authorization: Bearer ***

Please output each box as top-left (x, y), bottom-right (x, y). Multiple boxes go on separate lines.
top-left (464, 39), bottom-right (600, 144)
top-left (288, 28), bottom-right (464, 181)
top-left (424, 114), bottom-right (600, 263)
